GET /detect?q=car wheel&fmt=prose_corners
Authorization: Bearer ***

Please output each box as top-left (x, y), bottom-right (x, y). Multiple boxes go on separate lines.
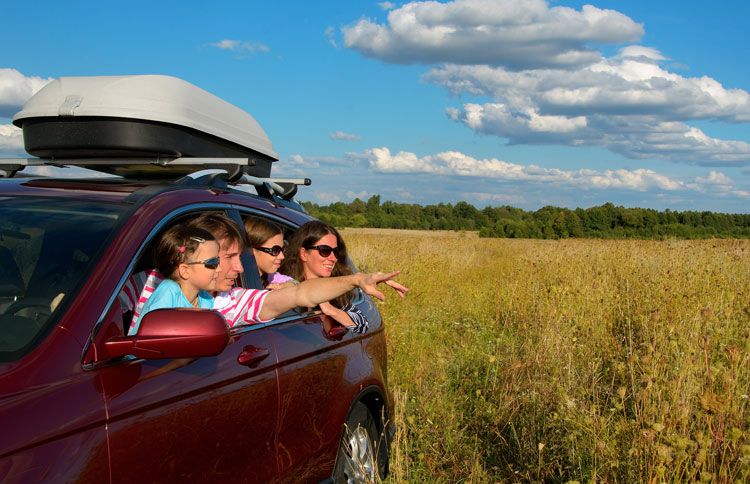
top-left (333, 402), bottom-right (379, 483)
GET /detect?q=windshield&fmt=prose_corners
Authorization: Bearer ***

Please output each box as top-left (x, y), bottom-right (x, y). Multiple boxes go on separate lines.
top-left (0, 197), bottom-right (123, 360)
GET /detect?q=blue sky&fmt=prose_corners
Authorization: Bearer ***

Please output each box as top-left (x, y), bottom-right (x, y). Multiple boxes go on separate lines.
top-left (2, 0), bottom-right (749, 212)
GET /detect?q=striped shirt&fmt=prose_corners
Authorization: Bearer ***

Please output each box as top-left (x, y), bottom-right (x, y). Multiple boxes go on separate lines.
top-left (120, 269), bottom-right (270, 335)
top-left (341, 303), bottom-right (369, 334)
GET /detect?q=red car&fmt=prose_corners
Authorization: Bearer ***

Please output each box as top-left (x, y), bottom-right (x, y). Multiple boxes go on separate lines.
top-left (0, 76), bottom-right (394, 483)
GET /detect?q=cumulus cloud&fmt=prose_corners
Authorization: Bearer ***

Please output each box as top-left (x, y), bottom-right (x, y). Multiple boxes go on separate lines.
top-left (343, 0), bottom-right (643, 69)
top-left (0, 68), bottom-right (53, 118)
top-left (430, 48), bottom-right (750, 165)
top-left (325, 26), bottom-right (338, 48)
top-left (341, 2), bottom-right (750, 167)
top-left (210, 39), bottom-right (270, 55)
top-left (330, 130), bottom-right (362, 141)
top-left (379, 1), bottom-right (396, 10)
top-left (0, 124), bottom-right (24, 154)
top-left (360, 146), bottom-right (748, 197)
top-left (347, 190), bottom-right (369, 199)
top-left (468, 191), bottom-right (526, 204)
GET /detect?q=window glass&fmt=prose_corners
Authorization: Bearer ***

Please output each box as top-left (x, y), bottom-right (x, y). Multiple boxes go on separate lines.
top-left (0, 197), bottom-right (123, 360)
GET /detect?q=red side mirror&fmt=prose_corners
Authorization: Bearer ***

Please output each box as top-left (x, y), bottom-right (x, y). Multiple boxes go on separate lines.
top-left (102, 308), bottom-right (229, 360)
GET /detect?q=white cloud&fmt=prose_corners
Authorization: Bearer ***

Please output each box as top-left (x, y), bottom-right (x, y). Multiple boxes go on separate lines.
top-left (430, 49), bottom-right (750, 165)
top-left (210, 39), bottom-right (270, 55)
top-left (343, 0), bottom-right (643, 69)
top-left (0, 68), bottom-right (53, 118)
top-left (313, 191), bottom-right (341, 203)
top-left (0, 124), bottom-right (24, 154)
top-left (330, 130), bottom-right (362, 141)
top-left (379, 2), bottom-right (396, 10)
top-left (325, 26), bottom-right (338, 48)
top-left (467, 191), bottom-right (526, 204)
top-left (360, 146), bottom-right (747, 197)
top-left (346, 190), bottom-right (369, 199)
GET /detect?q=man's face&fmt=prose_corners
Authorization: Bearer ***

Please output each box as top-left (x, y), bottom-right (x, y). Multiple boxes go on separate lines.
top-left (215, 238), bottom-right (244, 292)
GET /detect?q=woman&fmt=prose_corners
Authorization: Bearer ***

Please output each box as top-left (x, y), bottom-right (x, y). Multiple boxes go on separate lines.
top-left (281, 220), bottom-right (369, 333)
top-left (243, 216), bottom-right (296, 290)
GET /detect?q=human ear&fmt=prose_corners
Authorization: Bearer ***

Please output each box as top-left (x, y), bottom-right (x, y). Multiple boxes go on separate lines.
top-left (177, 263), bottom-right (191, 281)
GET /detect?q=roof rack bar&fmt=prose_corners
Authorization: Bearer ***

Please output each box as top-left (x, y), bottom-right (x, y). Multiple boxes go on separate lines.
top-left (265, 178), bottom-right (312, 186)
top-left (0, 156), bottom-right (257, 166)
top-left (239, 174), bottom-right (285, 195)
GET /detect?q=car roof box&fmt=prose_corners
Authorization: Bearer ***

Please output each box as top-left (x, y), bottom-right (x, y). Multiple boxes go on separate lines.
top-left (13, 75), bottom-right (278, 178)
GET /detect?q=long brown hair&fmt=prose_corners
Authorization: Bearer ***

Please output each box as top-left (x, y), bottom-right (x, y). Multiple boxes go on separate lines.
top-left (281, 221), bottom-right (353, 308)
top-left (243, 216), bottom-right (283, 252)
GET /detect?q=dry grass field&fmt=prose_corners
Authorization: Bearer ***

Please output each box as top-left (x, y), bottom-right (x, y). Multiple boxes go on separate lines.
top-left (342, 228), bottom-right (750, 482)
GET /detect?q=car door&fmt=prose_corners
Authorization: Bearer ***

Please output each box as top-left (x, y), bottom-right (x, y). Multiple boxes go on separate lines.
top-left (97, 318), bottom-right (280, 483)
top-left (88, 205), bottom-right (282, 483)
top-left (269, 311), bottom-right (364, 480)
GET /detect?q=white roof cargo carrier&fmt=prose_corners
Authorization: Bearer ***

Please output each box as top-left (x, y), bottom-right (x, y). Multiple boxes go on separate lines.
top-left (10, 75), bottom-right (279, 179)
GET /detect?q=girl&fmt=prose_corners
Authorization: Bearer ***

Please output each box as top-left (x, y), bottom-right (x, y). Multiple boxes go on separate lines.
top-left (130, 226), bottom-right (220, 334)
top-left (243, 216), bottom-right (296, 290)
top-left (281, 221), bottom-right (369, 333)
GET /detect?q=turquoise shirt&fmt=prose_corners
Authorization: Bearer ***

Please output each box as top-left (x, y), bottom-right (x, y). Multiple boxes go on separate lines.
top-left (130, 279), bottom-right (214, 335)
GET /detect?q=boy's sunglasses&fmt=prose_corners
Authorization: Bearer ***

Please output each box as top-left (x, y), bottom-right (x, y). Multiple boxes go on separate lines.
top-left (305, 245), bottom-right (341, 259)
top-left (255, 245), bottom-right (284, 256)
top-left (186, 256), bottom-right (220, 270)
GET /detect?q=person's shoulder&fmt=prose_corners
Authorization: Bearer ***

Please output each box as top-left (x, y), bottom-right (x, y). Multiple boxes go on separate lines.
top-left (267, 272), bottom-right (294, 284)
top-left (151, 279), bottom-right (181, 298)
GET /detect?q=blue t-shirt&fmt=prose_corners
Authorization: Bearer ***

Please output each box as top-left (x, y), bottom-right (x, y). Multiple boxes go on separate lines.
top-left (129, 279), bottom-right (214, 335)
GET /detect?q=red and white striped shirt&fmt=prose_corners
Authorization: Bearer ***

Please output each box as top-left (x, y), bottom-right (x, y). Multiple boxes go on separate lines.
top-left (120, 269), bottom-right (270, 335)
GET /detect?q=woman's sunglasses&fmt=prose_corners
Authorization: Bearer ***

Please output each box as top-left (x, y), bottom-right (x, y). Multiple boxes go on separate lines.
top-left (305, 245), bottom-right (341, 259)
top-left (186, 256), bottom-right (220, 270)
top-left (255, 245), bottom-right (284, 256)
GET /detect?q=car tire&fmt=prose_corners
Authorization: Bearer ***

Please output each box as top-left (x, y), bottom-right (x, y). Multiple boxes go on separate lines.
top-left (332, 402), bottom-right (382, 483)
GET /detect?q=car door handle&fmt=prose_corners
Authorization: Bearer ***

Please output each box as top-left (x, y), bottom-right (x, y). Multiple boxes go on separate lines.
top-left (237, 345), bottom-right (270, 367)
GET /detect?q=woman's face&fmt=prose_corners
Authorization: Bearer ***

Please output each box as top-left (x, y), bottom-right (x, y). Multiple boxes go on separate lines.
top-left (252, 233), bottom-right (285, 276)
top-left (300, 233), bottom-right (339, 279)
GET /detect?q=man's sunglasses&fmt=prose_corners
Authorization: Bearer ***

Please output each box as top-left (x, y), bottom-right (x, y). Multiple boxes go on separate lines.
top-left (305, 245), bottom-right (341, 259)
top-left (255, 245), bottom-right (284, 256)
top-left (186, 256), bottom-right (220, 270)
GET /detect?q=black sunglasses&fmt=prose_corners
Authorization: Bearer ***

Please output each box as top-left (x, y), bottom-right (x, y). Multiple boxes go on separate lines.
top-left (186, 256), bottom-right (220, 270)
top-left (305, 245), bottom-right (341, 259)
top-left (255, 245), bottom-right (284, 256)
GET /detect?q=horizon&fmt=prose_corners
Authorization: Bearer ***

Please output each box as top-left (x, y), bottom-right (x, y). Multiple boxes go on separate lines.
top-left (2, 0), bottom-right (749, 213)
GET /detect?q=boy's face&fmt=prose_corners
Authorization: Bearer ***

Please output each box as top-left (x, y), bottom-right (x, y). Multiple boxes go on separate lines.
top-left (215, 238), bottom-right (244, 292)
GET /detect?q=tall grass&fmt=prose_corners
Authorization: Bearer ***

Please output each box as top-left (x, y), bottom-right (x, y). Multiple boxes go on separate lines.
top-left (343, 229), bottom-right (750, 482)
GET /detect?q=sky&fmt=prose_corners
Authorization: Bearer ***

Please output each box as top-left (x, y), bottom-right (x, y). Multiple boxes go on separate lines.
top-left (2, 0), bottom-right (749, 213)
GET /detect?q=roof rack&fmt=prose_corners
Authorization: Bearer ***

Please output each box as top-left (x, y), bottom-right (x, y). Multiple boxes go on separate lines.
top-left (0, 157), bottom-right (312, 207)
top-left (0, 156), bottom-right (269, 180)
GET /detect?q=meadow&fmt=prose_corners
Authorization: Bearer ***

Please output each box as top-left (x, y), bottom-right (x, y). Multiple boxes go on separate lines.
top-left (342, 229), bottom-right (750, 483)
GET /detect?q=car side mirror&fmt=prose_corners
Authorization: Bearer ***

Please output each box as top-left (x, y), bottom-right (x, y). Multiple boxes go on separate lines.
top-left (102, 308), bottom-right (229, 360)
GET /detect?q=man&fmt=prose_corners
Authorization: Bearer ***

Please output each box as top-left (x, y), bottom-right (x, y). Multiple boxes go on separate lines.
top-left (121, 213), bottom-right (406, 334)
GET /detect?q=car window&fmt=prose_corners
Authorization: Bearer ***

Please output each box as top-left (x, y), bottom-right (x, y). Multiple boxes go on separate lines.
top-left (0, 197), bottom-right (123, 361)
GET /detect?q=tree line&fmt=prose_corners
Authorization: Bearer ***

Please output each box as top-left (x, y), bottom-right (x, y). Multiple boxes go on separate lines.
top-left (302, 195), bottom-right (750, 239)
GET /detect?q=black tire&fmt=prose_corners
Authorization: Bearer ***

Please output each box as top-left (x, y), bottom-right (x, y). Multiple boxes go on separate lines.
top-left (332, 402), bottom-right (384, 483)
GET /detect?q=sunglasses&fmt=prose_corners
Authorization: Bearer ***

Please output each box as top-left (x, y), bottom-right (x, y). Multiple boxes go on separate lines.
top-left (305, 245), bottom-right (341, 259)
top-left (255, 245), bottom-right (284, 256)
top-left (186, 256), bottom-right (220, 270)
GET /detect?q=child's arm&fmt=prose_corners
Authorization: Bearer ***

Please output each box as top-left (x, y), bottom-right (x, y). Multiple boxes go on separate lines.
top-left (319, 302), bottom-right (369, 333)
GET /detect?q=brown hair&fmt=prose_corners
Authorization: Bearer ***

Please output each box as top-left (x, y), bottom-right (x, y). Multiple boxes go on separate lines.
top-left (152, 226), bottom-right (216, 280)
top-left (243, 216), bottom-right (284, 251)
top-left (281, 220), bottom-right (353, 308)
top-left (186, 212), bottom-right (244, 251)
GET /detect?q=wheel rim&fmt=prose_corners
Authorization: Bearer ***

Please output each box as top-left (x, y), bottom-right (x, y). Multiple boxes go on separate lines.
top-left (343, 426), bottom-right (376, 483)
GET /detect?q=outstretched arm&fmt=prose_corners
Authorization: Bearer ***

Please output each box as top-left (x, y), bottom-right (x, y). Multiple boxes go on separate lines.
top-left (258, 271), bottom-right (408, 321)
